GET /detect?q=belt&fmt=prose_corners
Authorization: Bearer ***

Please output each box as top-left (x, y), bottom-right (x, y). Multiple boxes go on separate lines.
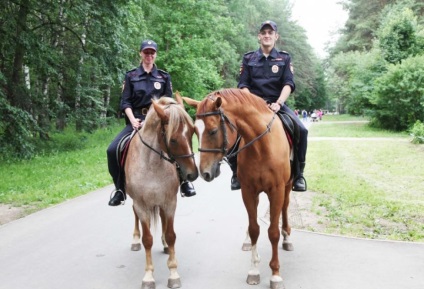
top-left (133, 106), bottom-right (150, 116)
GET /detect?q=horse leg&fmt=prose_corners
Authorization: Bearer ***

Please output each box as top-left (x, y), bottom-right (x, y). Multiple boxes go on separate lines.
top-left (160, 208), bottom-right (169, 254)
top-left (164, 214), bottom-right (181, 288)
top-left (131, 206), bottom-right (142, 251)
top-left (268, 194), bottom-right (285, 289)
top-left (242, 194), bottom-right (261, 285)
top-left (242, 229), bottom-right (252, 251)
top-left (242, 196), bottom-right (258, 251)
top-left (140, 219), bottom-right (155, 289)
top-left (281, 185), bottom-right (294, 251)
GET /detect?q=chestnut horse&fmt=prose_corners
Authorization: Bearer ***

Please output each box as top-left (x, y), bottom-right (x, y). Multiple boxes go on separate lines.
top-left (183, 88), bottom-right (293, 289)
top-left (125, 94), bottom-right (198, 289)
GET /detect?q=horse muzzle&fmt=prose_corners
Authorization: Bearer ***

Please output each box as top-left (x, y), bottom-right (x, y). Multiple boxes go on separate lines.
top-left (200, 161), bottom-right (221, 182)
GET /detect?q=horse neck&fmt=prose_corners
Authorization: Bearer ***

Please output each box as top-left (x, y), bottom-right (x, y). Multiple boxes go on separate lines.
top-left (230, 106), bottom-right (273, 140)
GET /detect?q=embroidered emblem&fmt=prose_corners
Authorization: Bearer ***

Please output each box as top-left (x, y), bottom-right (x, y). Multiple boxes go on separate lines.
top-left (290, 63), bottom-right (294, 74)
top-left (272, 65), bottom-right (279, 73)
top-left (154, 82), bottom-right (161, 90)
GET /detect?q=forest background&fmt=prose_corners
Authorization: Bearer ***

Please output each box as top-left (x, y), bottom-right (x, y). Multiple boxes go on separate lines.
top-left (1, 0), bottom-right (424, 160)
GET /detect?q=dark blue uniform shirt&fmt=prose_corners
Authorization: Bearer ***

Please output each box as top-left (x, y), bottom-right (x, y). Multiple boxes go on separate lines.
top-left (121, 64), bottom-right (172, 113)
top-left (238, 47), bottom-right (295, 103)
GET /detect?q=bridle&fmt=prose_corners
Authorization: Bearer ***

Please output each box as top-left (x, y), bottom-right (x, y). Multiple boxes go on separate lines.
top-left (137, 117), bottom-right (195, 181)
top-left (196, 107), bottom-right (277, 159)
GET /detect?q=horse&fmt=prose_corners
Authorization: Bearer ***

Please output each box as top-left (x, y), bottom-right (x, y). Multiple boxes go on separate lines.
top-left (182, 88), bottom-right (293, 289)
top-left (125, 93), bottom-right (198, 289)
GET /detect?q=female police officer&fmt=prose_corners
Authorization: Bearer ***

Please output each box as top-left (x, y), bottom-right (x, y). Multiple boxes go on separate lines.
top-left (107, 39), bottom-right (196, 206)
top-left (229, 21), bottom-right (308, 192)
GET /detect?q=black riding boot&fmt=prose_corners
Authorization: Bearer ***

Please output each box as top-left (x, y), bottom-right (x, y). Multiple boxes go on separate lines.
top-left (231, 174), bottom-right (241, 190)
top-left (109, 189), bottom-right (126, 206)
top-left (180, 181), bottom-right (196, 197)
top-left (293, 162), bottom-right (307, 192)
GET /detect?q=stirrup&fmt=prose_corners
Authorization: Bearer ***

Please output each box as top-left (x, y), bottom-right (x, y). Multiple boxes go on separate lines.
top-left (109, 189), bottom-right (126, 206)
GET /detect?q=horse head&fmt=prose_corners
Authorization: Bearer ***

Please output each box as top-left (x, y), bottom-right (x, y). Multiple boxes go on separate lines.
top-left (151, 95), bottom-right (198, 182)
top-left (182, 90), bottom-right (239, 182)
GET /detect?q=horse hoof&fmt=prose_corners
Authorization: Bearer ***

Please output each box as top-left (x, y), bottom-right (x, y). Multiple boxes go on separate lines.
top-left (242, 242), bottom-right (252, 251)
top-left (141, 281), bottom-right (155, 289)
top-left (131, 243), bottom-right (142, 251)
top-left (163, 247), bottom-right (169, 254)
top-left (246, 274), bottom-right (260, 285)
top-left (282, 242), bottom-right (294, 251)
top-left (167, 277), bottom-right (181, 288)
top-left (270, 279), bottom-right (285, 289)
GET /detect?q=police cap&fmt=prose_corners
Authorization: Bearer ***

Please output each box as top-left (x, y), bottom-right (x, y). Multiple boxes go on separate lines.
top-left (259, 20), bottom-right (277, 32)
top-left (140, 40), bottom-right (158, 52)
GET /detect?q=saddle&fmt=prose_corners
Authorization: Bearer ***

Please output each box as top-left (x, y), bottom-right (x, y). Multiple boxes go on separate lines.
top-left (116, 130), bottom-right (136, 169)
top-left (277, 112), bottom-right (300, 179)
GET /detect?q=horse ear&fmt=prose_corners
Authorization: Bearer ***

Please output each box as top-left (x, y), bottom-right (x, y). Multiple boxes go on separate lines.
top-left (152, 100), bottom-right (169, 122)
top-left (215, 97), bottom-right (222, 109)
top-left (181, 96), bottom-right (199, 108)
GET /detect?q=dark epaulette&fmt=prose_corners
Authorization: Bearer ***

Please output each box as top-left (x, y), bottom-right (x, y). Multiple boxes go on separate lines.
top-left (157, 68), bottom-right (170, 79)
top-left (243, 51), bottom-right (255, 58)
top-left (126, 67), bottom-right (138, 77)
top-left (278, 50), bottom-right (290, 56)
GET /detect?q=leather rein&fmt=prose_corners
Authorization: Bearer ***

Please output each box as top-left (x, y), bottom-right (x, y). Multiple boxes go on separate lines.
top-left (136, 120), bottom-right (195, 180)
top-left (196, 108), bottom-right (277, 159)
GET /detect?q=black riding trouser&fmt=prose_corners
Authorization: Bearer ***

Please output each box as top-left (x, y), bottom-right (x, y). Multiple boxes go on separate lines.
top-left (227, 104), bottom-right (308, 175)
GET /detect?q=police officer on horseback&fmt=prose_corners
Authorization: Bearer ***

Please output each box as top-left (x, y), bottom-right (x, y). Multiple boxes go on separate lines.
top-left (230, 20), bottom-right (308, 192)
top-left (107, 39), bottom-right (196, 206)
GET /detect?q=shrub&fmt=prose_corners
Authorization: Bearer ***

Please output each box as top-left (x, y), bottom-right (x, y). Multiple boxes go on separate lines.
top-left (410, 120), bottom-right (424, 144)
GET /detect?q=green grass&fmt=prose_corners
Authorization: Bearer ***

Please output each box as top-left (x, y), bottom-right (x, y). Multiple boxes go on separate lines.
top-left (0, 121), bottom-right (123, 213)
top-left (307, 117), bottom-right (424, 241)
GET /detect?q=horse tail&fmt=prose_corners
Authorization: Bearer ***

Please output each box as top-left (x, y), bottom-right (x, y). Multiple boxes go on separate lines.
top-left (150, 205), bottom-right (160, 230)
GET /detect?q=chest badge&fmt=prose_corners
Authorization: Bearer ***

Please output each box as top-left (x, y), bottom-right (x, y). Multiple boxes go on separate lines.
top-left (272, 65), bottom-right (279, 73)
top-left (154, 82), bottom-right (161, 90)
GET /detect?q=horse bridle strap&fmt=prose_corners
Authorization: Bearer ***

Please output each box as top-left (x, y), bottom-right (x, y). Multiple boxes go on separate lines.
top-left (137, 125), bottom-right (195, 166)
top-left (196, 108), bottom-right (277, 159)
top-left (196, 108), bottom-right (237, 154)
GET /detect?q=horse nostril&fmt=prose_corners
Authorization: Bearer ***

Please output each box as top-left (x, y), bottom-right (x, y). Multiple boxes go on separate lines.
top-left (202, 172), bottom-right (211, 181)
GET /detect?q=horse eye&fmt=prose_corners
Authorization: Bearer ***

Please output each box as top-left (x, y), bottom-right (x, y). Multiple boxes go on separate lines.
top-left (209, 128), bottom-right (218, 136)
top-left (170, 139), bottom-right (177, 144)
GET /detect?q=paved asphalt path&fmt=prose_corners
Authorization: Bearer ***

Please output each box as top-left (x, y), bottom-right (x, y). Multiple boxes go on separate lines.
top-left (1, 162), bottom-right (423, 289)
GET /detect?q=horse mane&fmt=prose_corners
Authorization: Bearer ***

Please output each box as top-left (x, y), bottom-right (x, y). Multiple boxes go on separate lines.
top-left (151, 97), bottom-right (194, 143)
top-left (198, 88), bottom-right (270, 114)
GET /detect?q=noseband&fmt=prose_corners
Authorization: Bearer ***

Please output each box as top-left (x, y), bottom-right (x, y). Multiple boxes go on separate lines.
top-left (196, 108), bottom-right (277, 159)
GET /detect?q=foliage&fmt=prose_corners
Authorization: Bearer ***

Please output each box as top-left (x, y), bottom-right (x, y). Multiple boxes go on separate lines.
top-left (377, 5), bottom-right (422, 64)
top-left (370, 54), bottom-right (424, 131)
top-left (409, 120), bottom-right (424, 143)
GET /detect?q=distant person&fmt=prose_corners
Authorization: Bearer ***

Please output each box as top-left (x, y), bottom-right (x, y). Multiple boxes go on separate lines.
top-left (302, 109), bottom-right (308, 122)
top-left (229, 20), bottom-right (308, 192)
top-left (106, 39), bottom-right (197, 206)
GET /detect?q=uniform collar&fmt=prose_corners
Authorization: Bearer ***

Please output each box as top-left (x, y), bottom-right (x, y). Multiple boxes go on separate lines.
top-left (258, 47), bottom-right (279, 59)
top-left (137, 64), bottom-right (159, 77)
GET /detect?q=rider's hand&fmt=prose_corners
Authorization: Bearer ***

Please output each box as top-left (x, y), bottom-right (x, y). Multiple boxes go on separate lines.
top-left (269, 102), bottom-right (281, 113)
top-left (131, 118), bottom-right (142, 130)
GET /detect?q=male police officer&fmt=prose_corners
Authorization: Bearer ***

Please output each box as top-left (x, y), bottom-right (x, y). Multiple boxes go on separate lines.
top-left (229, 20), bottom-right (308, 192)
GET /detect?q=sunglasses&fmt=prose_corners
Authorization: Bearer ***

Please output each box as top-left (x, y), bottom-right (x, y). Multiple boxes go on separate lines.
top-left (143, 50), bottom-right (156, 55)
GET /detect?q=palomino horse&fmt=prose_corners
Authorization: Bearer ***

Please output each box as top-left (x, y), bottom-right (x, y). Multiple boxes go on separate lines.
top-left (125, 94), bottom-right (198, 289)
top-left (183, 88), bottom-right (293, 289)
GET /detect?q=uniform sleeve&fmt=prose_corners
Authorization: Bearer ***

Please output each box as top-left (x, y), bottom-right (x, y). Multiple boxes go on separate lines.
top-left (237, 55), bottom-right (251, 89)
top-left (120, 73), bottom-right (133, 111)
top-left (163, 73), bottom-right (173, 98)
top-left (282, 55), bottom-right (295, 93)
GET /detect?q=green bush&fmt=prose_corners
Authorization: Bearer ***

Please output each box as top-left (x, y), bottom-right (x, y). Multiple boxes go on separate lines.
top-left (371, 54), bottom-right (424, 131)
top-left (410, 120), bottom-right (424, 144)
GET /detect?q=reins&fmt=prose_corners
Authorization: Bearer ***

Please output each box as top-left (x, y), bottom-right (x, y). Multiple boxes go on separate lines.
top-left (196, 107), bottom-right (277, 159)
top-left (136, 109), bottom-right (195, 181)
